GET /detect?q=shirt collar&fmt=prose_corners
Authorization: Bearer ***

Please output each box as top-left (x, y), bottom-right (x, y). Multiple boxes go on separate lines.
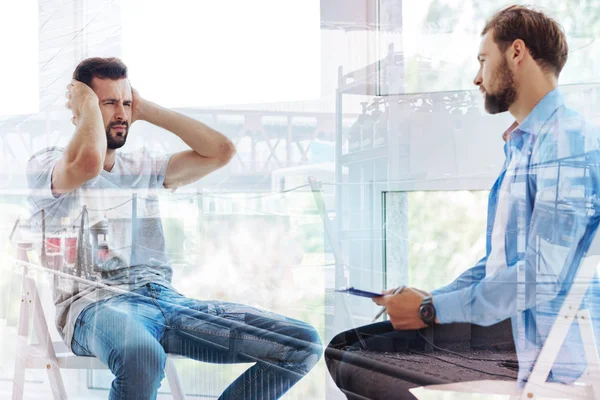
top-left (502, 121), bottom-right (519, 142)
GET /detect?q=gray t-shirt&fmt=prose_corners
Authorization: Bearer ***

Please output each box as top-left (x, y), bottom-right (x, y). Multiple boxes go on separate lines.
top-left (27, 146), bottom-right (176, 349)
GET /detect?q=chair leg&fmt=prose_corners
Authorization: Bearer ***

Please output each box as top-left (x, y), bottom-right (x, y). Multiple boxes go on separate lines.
top-left (11, 338), bottom-right (26, 400)
top-left (28, 274), bottom-right (67, 400)
top-left (12, 272), bottom-right (32, 400)
top-left (46, 362), bottom-right (68, 400)
top-left (165, 358), bottom-right (186, 400)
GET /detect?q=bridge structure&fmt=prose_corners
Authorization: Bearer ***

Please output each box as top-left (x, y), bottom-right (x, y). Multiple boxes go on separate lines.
top-left (0, 106), bottom-right (349, 192)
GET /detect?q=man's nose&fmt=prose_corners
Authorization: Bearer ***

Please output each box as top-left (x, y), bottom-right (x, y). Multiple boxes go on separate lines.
top-left (473, 71), bottom-right (482, 86)
top-left (115, 104), bottom-right (127, 121)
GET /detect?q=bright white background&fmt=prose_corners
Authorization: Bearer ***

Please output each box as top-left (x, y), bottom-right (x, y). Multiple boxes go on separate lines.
top-left (121, 0), bottom-right (321, 108)
top-left (0, 0), bottom-right (38, 116)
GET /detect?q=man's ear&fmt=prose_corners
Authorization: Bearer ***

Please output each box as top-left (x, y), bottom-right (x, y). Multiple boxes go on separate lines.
top-left (509, 39), bottom-right (527, 66)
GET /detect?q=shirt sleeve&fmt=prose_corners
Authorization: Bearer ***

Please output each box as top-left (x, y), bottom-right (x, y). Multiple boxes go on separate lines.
top-left (430, 256), bottom-right (487, 297)
top-left (434, 112), bottom-right (600, 326)
top-left (155, 153), bottom-right (173, 188)
top-left (26, 148), bottom-right (68, 221)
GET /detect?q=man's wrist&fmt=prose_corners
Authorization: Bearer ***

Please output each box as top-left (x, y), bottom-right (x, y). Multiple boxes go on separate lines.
top-left (80, 99), bottom-right (100, 116)
top-left (136, 99), bottom-right (161, 123)
top-left (418, 296), bottom-right (436, 326)
top-left (431, 291), bottom-right (465, 324)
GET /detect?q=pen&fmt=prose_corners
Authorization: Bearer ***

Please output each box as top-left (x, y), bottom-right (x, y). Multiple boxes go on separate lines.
top-left (372, 285), bottom-right (405, 322)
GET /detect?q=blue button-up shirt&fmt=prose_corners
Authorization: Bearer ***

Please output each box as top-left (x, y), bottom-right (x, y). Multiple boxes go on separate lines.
top-left (432, 88), bottom-right (600, 384)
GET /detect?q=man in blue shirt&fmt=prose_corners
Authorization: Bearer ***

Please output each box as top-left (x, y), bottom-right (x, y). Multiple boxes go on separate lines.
top-left (327, 5), bottom-right (600, 399)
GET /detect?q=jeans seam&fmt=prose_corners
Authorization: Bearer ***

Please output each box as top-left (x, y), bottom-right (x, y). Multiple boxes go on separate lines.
top-left (170, 322), bottom-right (297, 399)
top-left (230, 360), bottom-right (270, 400)
top-left (170, 324), bottom-right (284, 346)
top-left (149, 294), bottom-right (169, 333)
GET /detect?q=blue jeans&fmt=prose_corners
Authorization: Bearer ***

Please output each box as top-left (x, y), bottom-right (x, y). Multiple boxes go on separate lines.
top-left (71, 283), bottom-right (322, 400)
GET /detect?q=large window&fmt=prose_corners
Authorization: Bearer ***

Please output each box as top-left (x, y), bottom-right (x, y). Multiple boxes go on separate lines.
top-left (394, 0), bottom-right (600, 94)
top-left (385, 190), bottom-right (489, 292)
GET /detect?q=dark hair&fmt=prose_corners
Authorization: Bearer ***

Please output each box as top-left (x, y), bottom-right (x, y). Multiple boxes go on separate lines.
top-left (482, 5), bottom-right (568, 77)
top-left (72, 57), bottom-right (128, 87)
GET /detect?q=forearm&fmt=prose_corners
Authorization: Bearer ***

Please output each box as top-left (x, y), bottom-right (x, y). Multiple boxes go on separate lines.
top-left (431, 256), bottom-right (487, 296)
top-left (65, 102), bottom-right (106, 167)
top-left (433, 261), bottom-right (563, 326)
top-left (140, 101), bottom-right (234, 162)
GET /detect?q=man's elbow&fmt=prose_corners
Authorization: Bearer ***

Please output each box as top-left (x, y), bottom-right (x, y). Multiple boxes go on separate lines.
top-left (216, 140), bottom-right (236, 166)
top-left (74, 150), bottom-right (104, 179)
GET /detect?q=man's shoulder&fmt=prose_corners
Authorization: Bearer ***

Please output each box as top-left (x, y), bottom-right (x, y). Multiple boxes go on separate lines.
top-left (544, 105), bottom-right (600, 140)
top-left (27, 146), bottom-right (65, 169)
top-left (534, 105), bottom-right (600, 164)
top-left (29, 146), bottom-right (65, 159)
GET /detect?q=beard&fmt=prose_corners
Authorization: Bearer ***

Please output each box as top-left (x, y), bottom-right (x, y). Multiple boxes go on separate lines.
top-left (484, 59), bottom-right (517, 115)
top-left (106, 121), bottom-right (129, 150)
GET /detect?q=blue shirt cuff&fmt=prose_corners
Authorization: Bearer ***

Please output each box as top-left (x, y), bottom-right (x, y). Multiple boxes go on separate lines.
top-left (433, 291), bottom-right (465, 324)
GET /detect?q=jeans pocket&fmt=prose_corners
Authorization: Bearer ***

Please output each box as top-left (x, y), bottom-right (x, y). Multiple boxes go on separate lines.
top-left (71, 336), bottom-right (91, 357)
top-left (71, 321), bottom-right (92, 357)
top-left (71, 308), bottom-right (94, 356)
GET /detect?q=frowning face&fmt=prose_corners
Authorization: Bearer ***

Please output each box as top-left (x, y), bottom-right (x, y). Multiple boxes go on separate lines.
top-left (90, 77), bottom-right (132, 149)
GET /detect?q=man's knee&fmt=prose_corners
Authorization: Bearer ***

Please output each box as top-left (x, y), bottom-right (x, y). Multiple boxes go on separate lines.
top-left (324, 336), bottom-right (339, 371)
top-left (328, 330), bottom-right (349, 351)
top-left (111, 339), bottom-right (167, 384)
top-left (325, 329), bottom-right (350, 369)
top-left (290, 323), bottom-right (323, 370)
top-left (275, 322), bottom-right (323, 376)
top-left (279, 320), bottom-right (323, 356)
top-left (304, 325), bottom-right (323, 368)
top-left (305, 324), bottom-right (323, 356)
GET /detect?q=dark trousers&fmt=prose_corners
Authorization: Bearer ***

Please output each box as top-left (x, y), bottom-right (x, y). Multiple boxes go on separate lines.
top-left (326, 321), bottom-right (516, 400)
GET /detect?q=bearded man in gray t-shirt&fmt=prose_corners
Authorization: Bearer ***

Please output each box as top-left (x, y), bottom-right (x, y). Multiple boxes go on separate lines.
top-left (27, 57), bottom-right (322, 400)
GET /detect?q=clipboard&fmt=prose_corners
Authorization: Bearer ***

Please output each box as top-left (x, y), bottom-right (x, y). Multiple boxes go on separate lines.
top-left (335, 287), bottom-right (383, 298)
